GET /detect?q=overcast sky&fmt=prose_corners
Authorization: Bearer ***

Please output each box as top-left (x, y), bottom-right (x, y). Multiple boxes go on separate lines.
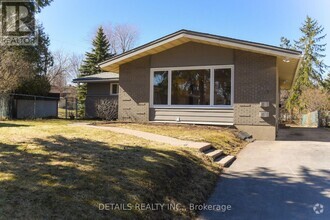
top-left (38, 0), bottom-right (330, 71)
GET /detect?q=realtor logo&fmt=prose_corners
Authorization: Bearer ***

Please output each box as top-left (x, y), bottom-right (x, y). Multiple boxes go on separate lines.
top-left (313, 203), bottom-right (324, 214)
top-left (0, 0), bottom-right (37, 46)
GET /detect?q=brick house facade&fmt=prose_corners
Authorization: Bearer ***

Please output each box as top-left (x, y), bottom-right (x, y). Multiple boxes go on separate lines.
top-left (99, 30), bottom-right (302, 140)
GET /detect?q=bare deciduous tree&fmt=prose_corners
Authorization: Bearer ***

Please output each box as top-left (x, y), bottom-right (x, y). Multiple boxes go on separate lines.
top-left (47, 51), bottom-right (83, 95)
top-left (104, 24), bottom-right (139, 54)
top-left (300, 88), bottom-right (330, 112)
top-left (68, 53), bottom-right (83, 81)
top-left (47, 50), bottom-right (70, 87)
top-left (0, 50), bottom-right (33, 93)
top-left (47, 51), bottom-right (69, 98)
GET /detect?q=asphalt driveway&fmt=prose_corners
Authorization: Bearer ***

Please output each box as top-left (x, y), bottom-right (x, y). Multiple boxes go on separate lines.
top-left (199, 128), bottom-right (330, 220)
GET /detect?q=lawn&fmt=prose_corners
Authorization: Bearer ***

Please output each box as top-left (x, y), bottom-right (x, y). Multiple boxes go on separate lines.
top-left (0, 120), bottom-right (220, 219)
top-left (58, 108), bottom-right (76, 119)
top-left (98, 122), bottom-right (245, 155)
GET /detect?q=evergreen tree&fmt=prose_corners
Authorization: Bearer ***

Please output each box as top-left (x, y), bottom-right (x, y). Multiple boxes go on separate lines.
top-left (36, 24), bottom-right (54, 75)
top-left (78, 27), bottom-right (112, 117)
top-left (34, 0), bottom-right (54, 13)
top-left (16, 75), bottom-right (51, 96)
top-left (21, 24), bottom-right (53, 75)
top-left (280, 37), bottom-right (293, 49)
top-left (284, 16), bottom-right (328, 111)
top-left (0, 1), bottom-right (53, 95)
top-left (80, 27), bottom-right (111, 76)
top-left (13, 24), bottom-right (53, 95)
top-left (295, 16), bottom-right (327, 85)
top-left (3, 23), bottom-right (54, 95)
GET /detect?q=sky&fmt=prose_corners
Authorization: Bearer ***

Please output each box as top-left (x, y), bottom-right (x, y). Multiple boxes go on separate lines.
top-left (38, 0), bottom-right (330, 66)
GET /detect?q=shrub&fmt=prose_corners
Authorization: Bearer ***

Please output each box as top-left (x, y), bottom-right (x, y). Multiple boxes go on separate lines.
top-left (95, 99), bottom-right (118, 121)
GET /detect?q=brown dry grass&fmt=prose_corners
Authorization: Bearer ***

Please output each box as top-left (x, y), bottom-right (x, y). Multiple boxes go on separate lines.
top-left (101, 122), bottom-right (245, 156)
top-left (0, 120), bottom-right (220, 219)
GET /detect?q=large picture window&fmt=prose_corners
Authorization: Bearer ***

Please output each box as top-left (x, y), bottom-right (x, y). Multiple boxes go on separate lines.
top-left (172, 69), bottom-right (210, 105)
top-left (151, 66), bottom-right (233, 107)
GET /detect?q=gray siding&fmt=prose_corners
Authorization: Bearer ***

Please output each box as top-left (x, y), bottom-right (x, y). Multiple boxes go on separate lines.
top-left (85, 82), bottom-right (118, 118)
top-left (87, 82), bottom-right (111, 95)
top-left (151, 42), bottom-right (234, 67)
top-left (150, 108), bottom-right (234, 124)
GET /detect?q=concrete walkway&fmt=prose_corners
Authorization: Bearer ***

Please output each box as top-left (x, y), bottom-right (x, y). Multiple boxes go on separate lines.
top-left (198, 132), bottom-right (330, 220)
top-left (73, 123), bottom-right (211, 151)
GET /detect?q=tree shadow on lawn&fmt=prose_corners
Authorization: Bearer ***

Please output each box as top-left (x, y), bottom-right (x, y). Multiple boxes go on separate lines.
top-left (0, 122), bottom-right (30, 128)
top-left (0, 135), bottom-right (219, 219)
top-left (200, 166), bottom-right (330, 219)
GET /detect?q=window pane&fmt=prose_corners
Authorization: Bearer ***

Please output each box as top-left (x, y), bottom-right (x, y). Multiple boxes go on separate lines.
top-left (112, 84), bottom-right (118, 94)
top-left (172, 69), bottom-right (210, 105)
top-left (153, 71), bottom-right (168, 105)
top-left (214, 69), bottom-right (231, 105)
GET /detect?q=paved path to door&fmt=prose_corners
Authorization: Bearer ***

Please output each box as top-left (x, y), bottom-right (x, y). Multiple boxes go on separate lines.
top-left (72, 123), bottom-right (211, 150)
top-left (199, 128), bottom-right (330, 220)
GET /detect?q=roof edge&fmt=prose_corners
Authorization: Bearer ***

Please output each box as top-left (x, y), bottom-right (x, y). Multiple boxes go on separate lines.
top-left (72, 79), bottom-right (119, 83)
top-left (99, 29), bottom-right (302, 69)
top-left (288, 55), bottom-right (303, 89)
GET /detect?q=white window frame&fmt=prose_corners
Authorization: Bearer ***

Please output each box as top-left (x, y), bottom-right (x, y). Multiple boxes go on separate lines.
top-left (150, 65), bottom-right (234, 109)
top-left (110, 83), bottom-right (119, 95)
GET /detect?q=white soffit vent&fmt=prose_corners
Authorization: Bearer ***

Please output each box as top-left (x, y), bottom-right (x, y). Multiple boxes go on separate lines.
top-left (259, 112), bottom-right (270, 118)
top-left (260, 102), bottom-right (270, 107)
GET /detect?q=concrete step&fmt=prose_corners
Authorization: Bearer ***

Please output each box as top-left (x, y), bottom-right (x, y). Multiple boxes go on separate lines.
top-left (197, 144), bottom-right (213, 152)
top-left (204, 149), bottom-right (223, 160)
top-left (215, 155), bottom-right (236, 167)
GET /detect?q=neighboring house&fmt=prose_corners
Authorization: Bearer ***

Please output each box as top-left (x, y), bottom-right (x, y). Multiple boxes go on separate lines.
top-left (73, 72), bottom-right (119, 118)
top-left (99, 29), bottom-right (302, 140)
top-left (50, 85), bottom-right (77, 98)
top-left (50, 85), bottom-right (78, 110)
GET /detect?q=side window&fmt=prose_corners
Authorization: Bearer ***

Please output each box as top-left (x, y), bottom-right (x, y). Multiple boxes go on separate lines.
top-left (153, 71), bottom-right (168, 105)
top-left (110, 83), bottom-right (119, 95)
top-left (214, 68), bottom-right (232, 105)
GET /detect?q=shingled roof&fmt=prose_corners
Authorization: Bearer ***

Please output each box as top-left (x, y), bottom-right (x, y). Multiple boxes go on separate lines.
top-left (72, 72), bottom-right (119, 83)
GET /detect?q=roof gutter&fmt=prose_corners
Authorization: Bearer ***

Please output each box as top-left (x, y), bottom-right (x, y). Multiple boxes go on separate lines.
top-left (72, 79), bottom-right (119, 83)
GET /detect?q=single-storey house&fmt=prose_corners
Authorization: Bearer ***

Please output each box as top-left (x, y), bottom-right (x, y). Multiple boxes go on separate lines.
top-left (50, 85), bottom-right (77, 98)
top-left (73, 72), bottom-right (119, 118)
top-left (98, 29), bottom-right (302, 140)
